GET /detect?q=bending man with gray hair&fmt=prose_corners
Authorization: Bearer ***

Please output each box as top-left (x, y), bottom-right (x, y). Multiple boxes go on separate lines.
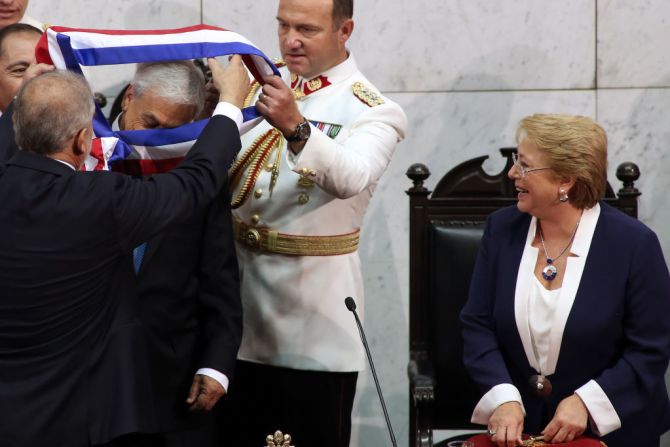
top-left (114, 60), bottom-right (206, 131)
top-left (109, 59), bottom-right (245, 447)
top-left (0, 57), bottom-right (249, 447)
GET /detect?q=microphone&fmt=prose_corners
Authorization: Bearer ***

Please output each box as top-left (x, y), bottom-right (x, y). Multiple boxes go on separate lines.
top-left (344, 297), bottom-right (398, 447)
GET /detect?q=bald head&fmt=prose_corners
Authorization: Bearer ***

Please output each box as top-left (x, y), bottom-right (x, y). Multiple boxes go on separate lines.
top-left (14, 70), bottom-right (95, 155)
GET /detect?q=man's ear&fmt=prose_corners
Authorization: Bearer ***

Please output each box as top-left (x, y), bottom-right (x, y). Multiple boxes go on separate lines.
top-left (338, 19), bottom-right (354, 46)
top-left (73, 126), bottom-right (91, 156)
top-left (121, 84), bottom-right (135, 112)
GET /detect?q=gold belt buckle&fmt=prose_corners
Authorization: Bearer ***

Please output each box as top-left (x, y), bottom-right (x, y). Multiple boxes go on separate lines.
top-left (244, 228), bottom-right (261, 248)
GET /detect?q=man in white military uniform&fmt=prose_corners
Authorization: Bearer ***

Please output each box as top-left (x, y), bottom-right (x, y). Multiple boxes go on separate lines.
top-left (219, 0), bottom-right (406, 446)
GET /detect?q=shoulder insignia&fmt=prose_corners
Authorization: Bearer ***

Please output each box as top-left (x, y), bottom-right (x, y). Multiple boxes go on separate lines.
top-left (244, 80), bottom-right (262, 108)
top-left (352, 82), bottom-right (384, 107)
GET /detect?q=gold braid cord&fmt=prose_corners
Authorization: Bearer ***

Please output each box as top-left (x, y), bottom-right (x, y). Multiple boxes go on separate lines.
top-left (244, 59), bottom-right (286, 108)
top-left (244, 80), bottom-right (261, 108)
top-left (229, 129), bottom-right (283, 209)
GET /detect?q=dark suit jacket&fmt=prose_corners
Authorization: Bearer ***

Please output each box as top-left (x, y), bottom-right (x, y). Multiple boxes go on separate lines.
top-left (0, 114), bottom-right (240, 447)
top-left (461, 203), bottom-right (670, 447)
top-left (0, 102), bottom-right (17, 164)
top-left (136, 184), bottom-right (242, 432)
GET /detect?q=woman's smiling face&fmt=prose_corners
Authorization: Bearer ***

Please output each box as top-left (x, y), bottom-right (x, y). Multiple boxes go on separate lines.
top-left (509, 139), bottom-right (563, 218)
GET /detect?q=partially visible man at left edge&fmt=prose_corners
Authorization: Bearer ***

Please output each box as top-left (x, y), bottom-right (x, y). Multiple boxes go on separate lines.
top-left (0, 23), bottom-right (40, 114)
top-left (0, 57), bottom-right (249, 447)
top-left (0, 23), bottom-right (41, 159)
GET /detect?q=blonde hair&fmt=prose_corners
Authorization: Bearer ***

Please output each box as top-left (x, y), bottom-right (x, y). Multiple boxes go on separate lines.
top-left (516, 114), bottom-right (608, 209)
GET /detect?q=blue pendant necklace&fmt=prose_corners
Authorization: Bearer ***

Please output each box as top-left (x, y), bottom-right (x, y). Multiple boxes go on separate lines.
top-left (538, 215), bottom-right (581, 281)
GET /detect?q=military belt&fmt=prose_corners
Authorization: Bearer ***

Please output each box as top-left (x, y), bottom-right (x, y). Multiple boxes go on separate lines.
top-left (233, 219), bottom-right (360, 256)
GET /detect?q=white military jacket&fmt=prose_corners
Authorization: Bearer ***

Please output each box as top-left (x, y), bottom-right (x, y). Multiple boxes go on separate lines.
top-left (232, 54), bottom-right (406, 372)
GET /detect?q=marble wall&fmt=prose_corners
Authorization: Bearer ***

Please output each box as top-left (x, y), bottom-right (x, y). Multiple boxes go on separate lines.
top-left (24, 0), bottom-right (670, 445)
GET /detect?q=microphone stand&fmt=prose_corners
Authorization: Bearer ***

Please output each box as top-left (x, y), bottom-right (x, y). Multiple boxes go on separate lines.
top-left (345, 297), bottom-right (398, 447)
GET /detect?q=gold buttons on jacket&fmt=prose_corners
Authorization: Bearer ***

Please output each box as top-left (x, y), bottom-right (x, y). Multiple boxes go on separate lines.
top-left (265, 163), bottom-right (274, 172)
top-left (251, 214), bottom-right (261, 225)
top-left (254, 188), bottom-right (263, 199)
top-left (298, 193), bottom-right (310, 205)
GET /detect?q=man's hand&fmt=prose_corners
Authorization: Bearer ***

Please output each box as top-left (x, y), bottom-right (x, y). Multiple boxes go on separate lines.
top-left (542, 394), bottom-right (588, 443)
top-left (255, 75), bottom-right (303, 137)
top-left (489, 401), bottom-right (525, 447)
top-left (23, 63), bottom-right (56, 85)
top-left (208, 56), bottom-right (251, 109)
top-left (196, 79), bottom-right (220, 120)
top-left (186, 374), bottom-right (225, 411)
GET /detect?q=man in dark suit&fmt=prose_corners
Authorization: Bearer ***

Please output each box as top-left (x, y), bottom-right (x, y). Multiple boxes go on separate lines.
top-left (113, 61), bottom-right (243, 447)
top-left (0, 57), bottom-right (249, 447)
top-left (1, 60), bottom-right (243, 446)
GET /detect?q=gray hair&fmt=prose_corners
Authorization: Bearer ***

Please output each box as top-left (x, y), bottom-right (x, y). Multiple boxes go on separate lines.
top-left (13, 70), bottom-right (95, 155)
top-left (132, 61), bottom-right (205, 113)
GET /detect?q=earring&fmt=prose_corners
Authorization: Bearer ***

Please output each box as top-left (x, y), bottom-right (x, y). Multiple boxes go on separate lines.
top-left (559, 189), bottom-right (569, 203)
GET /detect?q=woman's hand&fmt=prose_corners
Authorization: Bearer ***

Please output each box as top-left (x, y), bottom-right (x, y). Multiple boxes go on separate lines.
top-left (489, 401), bottom-right (524, 447)
top-left (542, 394), bottom-right (588, 443)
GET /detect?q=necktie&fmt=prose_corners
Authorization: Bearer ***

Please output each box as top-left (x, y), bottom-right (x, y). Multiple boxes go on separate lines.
top-left (133, 242), bottom-right (147, 274)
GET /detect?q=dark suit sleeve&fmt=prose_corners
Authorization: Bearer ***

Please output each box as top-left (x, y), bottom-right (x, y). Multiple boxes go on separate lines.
top-left (194, 186), bottom-right (242, 379)
top-left (111, 114), bottom-right (240, 252)
top-left (593, 228), bottom-right (670, 420)
top-left (0, 102), bottom-right (19, 164)
top-left (461, 215), bottom-right (516, 393)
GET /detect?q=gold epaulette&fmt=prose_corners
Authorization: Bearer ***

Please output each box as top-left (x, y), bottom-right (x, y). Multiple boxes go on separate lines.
top-left (352, 82), bottom-right (385, 107)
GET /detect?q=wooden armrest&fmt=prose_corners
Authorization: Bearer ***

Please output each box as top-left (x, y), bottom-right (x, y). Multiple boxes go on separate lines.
top-left (408, 357), bottom-right (435, 405)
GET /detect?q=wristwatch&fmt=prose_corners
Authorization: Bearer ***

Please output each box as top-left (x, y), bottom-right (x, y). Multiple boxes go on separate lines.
top-left (286, 118), bottom-right (311, 142)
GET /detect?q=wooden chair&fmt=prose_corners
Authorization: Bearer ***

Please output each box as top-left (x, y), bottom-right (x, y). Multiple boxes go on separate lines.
top-left (405, 148), bottom-right (641, 447)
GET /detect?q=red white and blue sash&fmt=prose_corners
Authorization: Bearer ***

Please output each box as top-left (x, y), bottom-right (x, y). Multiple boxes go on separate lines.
top-left (35, 25), bottom-right (279, 172)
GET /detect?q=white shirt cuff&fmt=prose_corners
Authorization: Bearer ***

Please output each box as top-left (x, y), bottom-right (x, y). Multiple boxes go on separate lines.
top-left (196, 367), bottom-right (229, 393)
top-left (212, 102), bottom-right (243, 131)
top-left (471, 383), bottom-right (526, 425)
top-left (575, 380), bottom-right (621, 436)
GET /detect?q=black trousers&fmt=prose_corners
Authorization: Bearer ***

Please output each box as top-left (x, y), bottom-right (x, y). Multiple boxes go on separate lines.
top-left (95, 413), bottom-right (218, 447)
top-left (218, 360), bottom-right (358, 447)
